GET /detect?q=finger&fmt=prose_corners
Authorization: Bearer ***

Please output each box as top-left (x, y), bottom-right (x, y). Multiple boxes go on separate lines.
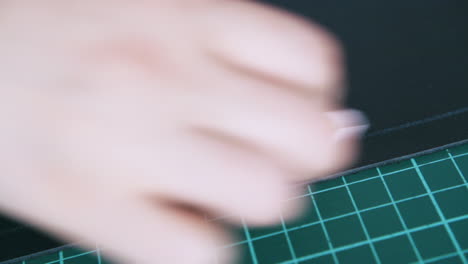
top-left (133, 134), bottom-right (304, 226)
top-left (59, 126), bottom-right (304, 226)
top-left (0, 179), bottom-right (232, 264)
top-left (186, 67), bottom-right (366, 179)
top-left (91, 199), bottom-right (231, 264)
top-left (321, 109), bottom-right (369, 176)
top-left (53, 109), bottom-right (304, 226)
top-left (195, 0), bottom-right (345, 100)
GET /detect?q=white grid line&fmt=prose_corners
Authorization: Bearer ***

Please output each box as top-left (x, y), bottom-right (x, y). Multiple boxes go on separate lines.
top-left (44, 250), bottom-right (100, 264)
top-left (415, 248), bottom-right (468, 264)
top-left (221, 180), bottom-right (468, 248)
top-left (279, 212), bottom-right (297, 263)
top-left (10, 146), bottom-right (468, 264)
top-left (307, 185), bottom-right (339, 264)
top-left (96, 246), bottom-right (102, 264)
top-left (411, 158), bottom-right (467, 263)
top-left (205, 152), bottom-right (468, 222)
top-left (58, 251), bottom-right (63, 264)
top-left (376, 167), bottom-right (423, 262)
top-left (241, 218), bottom-right (258, 264)
top-left (447, 149), bottom-right (468, 186)
top-left (280, 214), bottom-right (468, 264)
top-left (342, 177), bottom-right (382, 264)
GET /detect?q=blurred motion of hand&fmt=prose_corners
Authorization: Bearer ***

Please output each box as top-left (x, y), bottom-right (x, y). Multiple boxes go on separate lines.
top-left (0, 0), bottom-right (368, 263)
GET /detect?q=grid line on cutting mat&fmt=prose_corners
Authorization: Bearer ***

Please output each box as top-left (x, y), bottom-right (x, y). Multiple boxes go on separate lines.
top-left (4, 144), bottom-right (468, 264)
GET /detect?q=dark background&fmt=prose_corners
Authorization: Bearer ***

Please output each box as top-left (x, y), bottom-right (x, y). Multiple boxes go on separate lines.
top-left (260, 0), bottom-right (468, 169)
top-left (1, 0), bottom-right (468, 262)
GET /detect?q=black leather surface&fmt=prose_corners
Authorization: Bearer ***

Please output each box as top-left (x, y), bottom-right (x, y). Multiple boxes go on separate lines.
top-left (1, 0), bottom-right (468, 261)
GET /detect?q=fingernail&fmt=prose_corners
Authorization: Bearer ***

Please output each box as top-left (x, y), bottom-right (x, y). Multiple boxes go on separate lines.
top-left (325, 109), bottom-right (370, 141)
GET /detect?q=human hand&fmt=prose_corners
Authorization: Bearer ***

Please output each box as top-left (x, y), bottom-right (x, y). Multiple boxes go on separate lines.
top-left (0, 1), bottom-right (367, 263)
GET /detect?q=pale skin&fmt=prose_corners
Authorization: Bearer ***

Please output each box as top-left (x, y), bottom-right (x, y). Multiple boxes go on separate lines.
top-left (0, 0), bottom-right (368, 263)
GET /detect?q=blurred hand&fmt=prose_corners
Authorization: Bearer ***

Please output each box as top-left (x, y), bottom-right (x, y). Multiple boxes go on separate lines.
top-left (0, 0), bottom-right (367, 263)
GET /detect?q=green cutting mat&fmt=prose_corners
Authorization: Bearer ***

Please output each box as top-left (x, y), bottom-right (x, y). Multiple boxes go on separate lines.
top-left (4, 143), bottom-right (468, 264)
